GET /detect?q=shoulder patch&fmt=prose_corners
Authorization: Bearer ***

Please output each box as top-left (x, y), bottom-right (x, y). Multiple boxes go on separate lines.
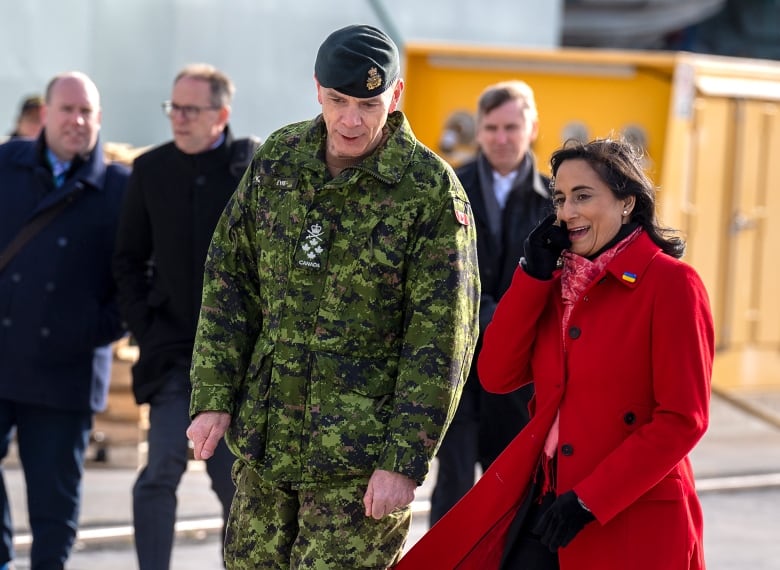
top-left (453, 198), bottom-right (471, 226)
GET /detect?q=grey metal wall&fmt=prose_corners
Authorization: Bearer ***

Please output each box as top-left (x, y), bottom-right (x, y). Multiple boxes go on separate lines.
top-left (0, 0), bottom-right (561, 146)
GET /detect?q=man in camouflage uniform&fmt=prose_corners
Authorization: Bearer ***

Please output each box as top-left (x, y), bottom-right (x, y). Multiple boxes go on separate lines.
top-left (186, 24), bottom-right (480, 569)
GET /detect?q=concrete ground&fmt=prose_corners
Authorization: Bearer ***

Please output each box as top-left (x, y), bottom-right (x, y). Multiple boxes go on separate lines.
top-left (4, 390), bottom-right (780, 569)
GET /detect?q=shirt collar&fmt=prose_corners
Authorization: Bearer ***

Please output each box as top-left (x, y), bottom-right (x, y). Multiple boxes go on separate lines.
top-left (209, 131), bottom-right (226, 150)
top-left (46, 148), bottom-right (71, 177)
top-left (492, 170), bottom-right (518, 209)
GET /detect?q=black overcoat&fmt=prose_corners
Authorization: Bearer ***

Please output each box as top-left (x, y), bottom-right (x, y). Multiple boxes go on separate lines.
top-left (455, 152), bottom-right (551, 463)
top-left (113, 127), bottom-right (251, 403)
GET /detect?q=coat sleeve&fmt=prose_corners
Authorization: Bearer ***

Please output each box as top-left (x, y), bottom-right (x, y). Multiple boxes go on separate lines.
top-left (376, 179), bottom-right (480, 484)
top-left (112, 164), bottom-right (154, 340)
top-left (478, 265), bottom-right (557, 394)
top-left (95, 163), bottom-right (130, 346)
top-left (189, 165), bottom-right (262, 416)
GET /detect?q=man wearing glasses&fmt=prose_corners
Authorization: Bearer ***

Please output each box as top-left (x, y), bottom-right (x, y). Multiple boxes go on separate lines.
top-left (113, 63), bottom-right (259, 570)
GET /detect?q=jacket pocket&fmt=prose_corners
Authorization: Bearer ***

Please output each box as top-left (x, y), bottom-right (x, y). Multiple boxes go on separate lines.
top-left (226, 339), bottom-right (274, 463)
top-left (612, 475), bottom-right (691, 566)
top-left (308, 351), bottom-right (398, 476)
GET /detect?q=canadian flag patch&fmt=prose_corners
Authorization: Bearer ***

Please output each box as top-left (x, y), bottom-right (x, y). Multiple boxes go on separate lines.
top-left (454, 207), bottom-right (470, 226)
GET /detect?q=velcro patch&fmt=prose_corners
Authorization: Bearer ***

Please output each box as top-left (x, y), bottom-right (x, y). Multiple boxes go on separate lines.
top-left (255, 175), bottom-right (298, 189)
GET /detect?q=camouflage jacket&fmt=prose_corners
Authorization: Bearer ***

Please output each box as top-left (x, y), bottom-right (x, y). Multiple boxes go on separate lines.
top-left (190, 111), bottom-right (480, 486)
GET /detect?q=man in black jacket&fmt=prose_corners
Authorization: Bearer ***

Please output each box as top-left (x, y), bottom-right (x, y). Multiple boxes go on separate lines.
top-left (113, 63), bottom-right (259, 570)
top-left (430, 80), bottom-right (552, 525)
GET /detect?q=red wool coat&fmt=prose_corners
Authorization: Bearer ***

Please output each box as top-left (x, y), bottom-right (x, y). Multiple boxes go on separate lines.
top-left (397, 232), bottom-right (714, 570)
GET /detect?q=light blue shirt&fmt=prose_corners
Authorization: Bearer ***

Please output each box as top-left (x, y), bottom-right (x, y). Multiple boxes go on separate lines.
top-left (46, 149), bottom-right (71, 187)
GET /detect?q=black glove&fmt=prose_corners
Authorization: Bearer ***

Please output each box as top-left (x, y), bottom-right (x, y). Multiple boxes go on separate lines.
top-left (533, 490), bottom-right (596, 552)
top-left (520, 214), bottom-right (571, 280)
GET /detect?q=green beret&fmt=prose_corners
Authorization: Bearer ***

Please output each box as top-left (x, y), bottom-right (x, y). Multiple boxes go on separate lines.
top-left (315, 24), bottom-right (400, 99)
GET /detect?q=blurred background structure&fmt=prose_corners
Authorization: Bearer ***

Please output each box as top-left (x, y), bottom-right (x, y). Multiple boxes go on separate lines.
top-left (4, 0), bottom-right (777, 146)
top-left (2, 2), bottom-right (780, 566)
top-left (3, 0), bottom-right (779, 444)
top-left (3, 0), bottom-right (558, 146)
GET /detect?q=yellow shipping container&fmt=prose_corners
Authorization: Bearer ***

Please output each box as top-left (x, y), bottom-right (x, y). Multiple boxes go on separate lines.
top-left (403, 44), bottom-right (780, 400)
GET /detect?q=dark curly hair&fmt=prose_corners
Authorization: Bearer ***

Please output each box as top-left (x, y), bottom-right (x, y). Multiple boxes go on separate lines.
top-left (549, 137), bottom-right (685, 259)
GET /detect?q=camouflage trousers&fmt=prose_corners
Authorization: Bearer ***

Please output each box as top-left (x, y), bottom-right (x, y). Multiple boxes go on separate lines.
top-left (225, 462), bottom-right (412, 569)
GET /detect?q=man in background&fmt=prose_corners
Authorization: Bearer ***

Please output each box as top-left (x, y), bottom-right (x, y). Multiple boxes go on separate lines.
top-left (113, 63), bottom-right (258, 570)
top-left (0, 71), bottom-right (128, 570)
top-left (430, 80), bottom-right (551, 525)
top-left (7, 94), bottom-right (44, 140)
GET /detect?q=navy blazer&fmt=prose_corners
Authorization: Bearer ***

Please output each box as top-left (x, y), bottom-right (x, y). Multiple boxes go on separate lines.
top-left (0, 134), bottom-right (129, 412)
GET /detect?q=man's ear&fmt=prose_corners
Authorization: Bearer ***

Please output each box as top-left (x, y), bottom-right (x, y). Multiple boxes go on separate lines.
top-left (217, 106), bottom-right (230, 126)
top-left (315, 76), bottom-right (323, 105)
top-left (529, 117), bottom-right (540, 142)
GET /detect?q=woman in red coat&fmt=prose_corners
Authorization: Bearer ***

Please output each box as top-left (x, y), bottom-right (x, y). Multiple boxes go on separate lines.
top-left (397, 137), bottom-right (714, 570)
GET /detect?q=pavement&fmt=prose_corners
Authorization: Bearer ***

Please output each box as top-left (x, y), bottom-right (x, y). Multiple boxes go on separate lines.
top-left (4, 388), bottom-right (780, 569)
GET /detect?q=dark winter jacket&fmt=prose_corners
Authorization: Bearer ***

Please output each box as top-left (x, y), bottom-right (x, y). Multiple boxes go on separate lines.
top-left (455, 151), bottom-right (552, 464)
top-left (112, 126), bottom-right (256, 403)
top-left (456, 152), bottom-right (551, 335)
top-left (0, 134), bottom-right (129, 412)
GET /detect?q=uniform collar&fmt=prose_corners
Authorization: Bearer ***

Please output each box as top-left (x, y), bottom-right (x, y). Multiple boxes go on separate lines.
top-left (299, 111), bottom-right (417, 186)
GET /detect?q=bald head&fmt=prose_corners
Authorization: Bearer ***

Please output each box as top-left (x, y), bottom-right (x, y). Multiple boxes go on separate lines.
top-left (43, 71), bottom-right (102, 161)
top-left (45, 72), bottom-right (100, 107)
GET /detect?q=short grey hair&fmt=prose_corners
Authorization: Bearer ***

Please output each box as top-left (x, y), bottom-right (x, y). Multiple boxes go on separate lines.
top-left (174, 63), bottom-right (235, 108)
top-left (476, 80), bottom-right (537, 124)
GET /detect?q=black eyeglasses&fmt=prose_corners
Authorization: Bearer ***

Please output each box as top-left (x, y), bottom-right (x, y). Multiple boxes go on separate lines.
top-left (161, 101), bottom-right (220, 120)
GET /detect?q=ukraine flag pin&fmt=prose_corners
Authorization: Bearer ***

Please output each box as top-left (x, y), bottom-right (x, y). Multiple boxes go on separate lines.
top-left (622, 272), bottom-right (637, 283)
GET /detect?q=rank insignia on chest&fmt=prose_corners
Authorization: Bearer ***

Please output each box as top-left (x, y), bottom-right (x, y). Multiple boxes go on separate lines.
top-left (294, 221), bottom-right (329, 271)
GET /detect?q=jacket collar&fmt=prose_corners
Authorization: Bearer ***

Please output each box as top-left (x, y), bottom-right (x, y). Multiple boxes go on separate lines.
top-left (603, 231), bottom-right (663, 289)
top-left (21, 131), bottom-right (110, 193)
top-left (528, 152), bottom-right (551, 200)
top-left (6, 133), bottom-right (111, 215)
top-left (474, 150), bottom-right (549, 201)
top-left (293, 111), bottom-right (417, 186)
top-left (171, 125), bottom-right (234, 173)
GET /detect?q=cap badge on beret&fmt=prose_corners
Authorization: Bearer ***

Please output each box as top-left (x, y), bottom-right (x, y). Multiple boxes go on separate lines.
top-left (315, 24), bottom-right (399, 98)
top-left (366, 67), bottom-right (383, 91)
